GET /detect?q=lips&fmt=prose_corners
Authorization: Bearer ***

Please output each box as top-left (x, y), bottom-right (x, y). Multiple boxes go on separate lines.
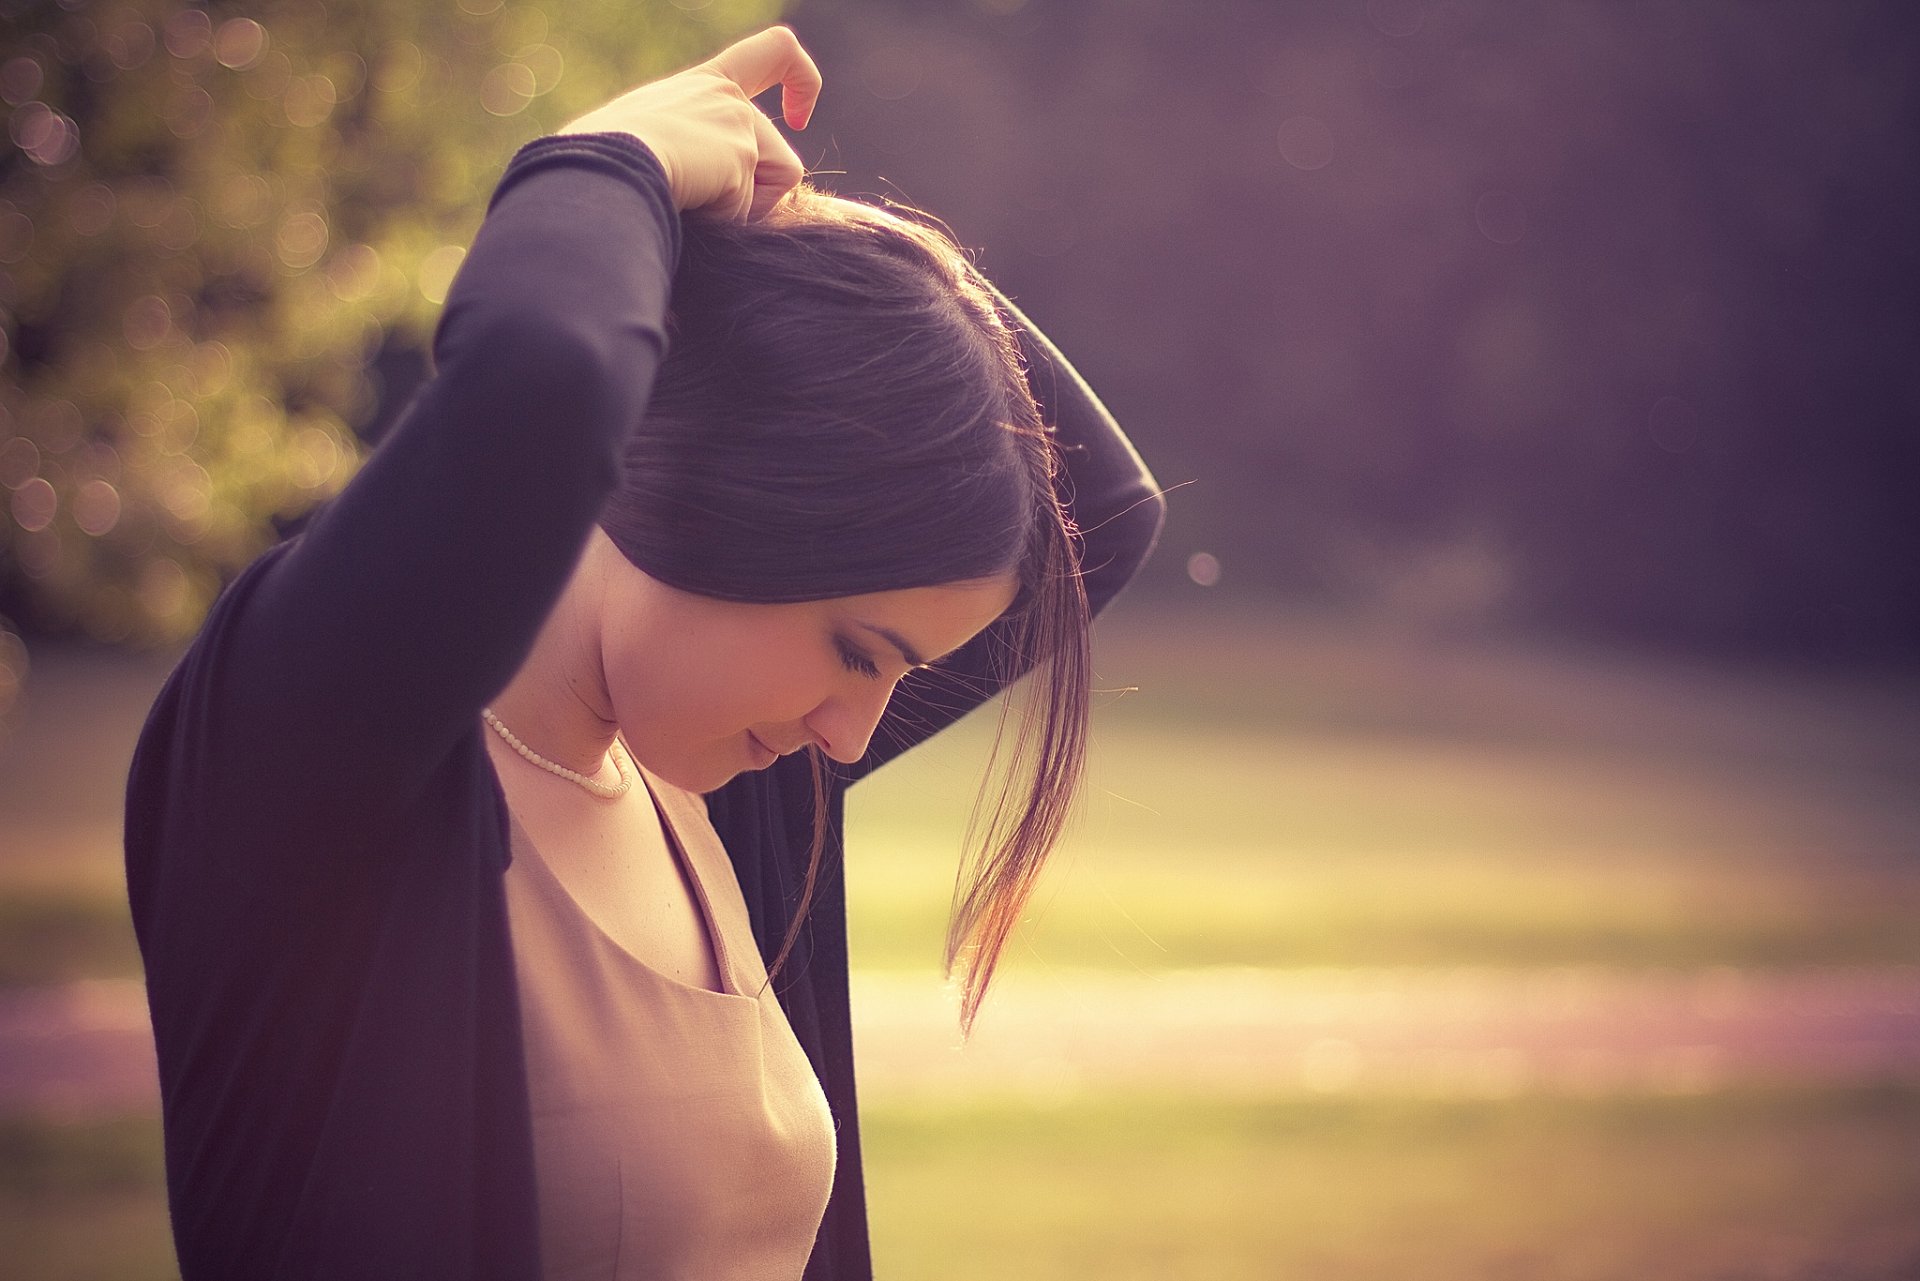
top-left (746, 731), bottom-right (778, 768)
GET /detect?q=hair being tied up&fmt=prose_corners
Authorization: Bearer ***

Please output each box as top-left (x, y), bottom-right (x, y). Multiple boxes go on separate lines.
top-left (597, 185), bottom-right (1090, 1032)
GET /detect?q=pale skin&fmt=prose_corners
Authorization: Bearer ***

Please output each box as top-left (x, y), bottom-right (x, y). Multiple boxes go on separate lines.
top-left (483, 31), bottom-right (1019, 992)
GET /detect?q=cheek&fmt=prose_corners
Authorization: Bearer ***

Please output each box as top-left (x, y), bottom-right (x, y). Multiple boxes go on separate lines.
top-left (628, 634), bottom-right (823, 738)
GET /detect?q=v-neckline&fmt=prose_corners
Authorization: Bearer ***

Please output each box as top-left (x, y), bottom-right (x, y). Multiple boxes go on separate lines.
top-left (503, 762), bottom-right (741, 1001)
top-left (636, 762), bottom-right (739, 999)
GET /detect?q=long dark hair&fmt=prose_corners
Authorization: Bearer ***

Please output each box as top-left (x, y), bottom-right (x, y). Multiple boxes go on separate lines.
top-left (598, 187), bottom-right (1090, 1030)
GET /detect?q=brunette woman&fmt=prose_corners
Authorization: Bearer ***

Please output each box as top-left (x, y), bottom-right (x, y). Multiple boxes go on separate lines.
top-left (126, 27), bottom-right (1162, 1280)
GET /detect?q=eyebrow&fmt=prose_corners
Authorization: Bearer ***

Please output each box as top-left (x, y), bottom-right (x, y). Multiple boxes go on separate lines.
top-left (854, 621), bottom-right (940, 669)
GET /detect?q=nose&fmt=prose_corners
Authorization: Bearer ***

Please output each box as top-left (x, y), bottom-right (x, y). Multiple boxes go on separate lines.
top-left (804, 681), bottom-right (898, 765)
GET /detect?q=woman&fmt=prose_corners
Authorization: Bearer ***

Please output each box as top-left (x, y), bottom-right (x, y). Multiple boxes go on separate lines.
top-left (124, 27), bottom-right (1162, 1281)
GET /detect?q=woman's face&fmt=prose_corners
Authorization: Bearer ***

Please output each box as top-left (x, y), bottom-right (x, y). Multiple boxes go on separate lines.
top-left (593, 540), bottom-right (1019, 794)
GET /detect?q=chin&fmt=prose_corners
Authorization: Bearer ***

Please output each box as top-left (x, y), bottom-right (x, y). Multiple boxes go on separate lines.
top-left (644, 753), bottom-right (745, 797)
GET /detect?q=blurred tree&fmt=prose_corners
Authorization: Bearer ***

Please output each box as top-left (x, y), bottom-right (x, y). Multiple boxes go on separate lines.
top-left (0, 0), bottom-right (778, 645)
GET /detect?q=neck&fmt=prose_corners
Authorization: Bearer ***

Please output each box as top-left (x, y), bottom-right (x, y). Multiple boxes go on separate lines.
top-left (488, 569), bottom-right (619, 781)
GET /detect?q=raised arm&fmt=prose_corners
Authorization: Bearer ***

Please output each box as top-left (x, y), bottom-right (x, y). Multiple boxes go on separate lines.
top-left (847, 290), bottom-right (1166, 779)
top-left (182, 32), bottom-right (821, 832)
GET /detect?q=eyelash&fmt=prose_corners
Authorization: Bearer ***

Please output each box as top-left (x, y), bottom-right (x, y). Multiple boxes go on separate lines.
top-left (835, 638), bottom-right (881, 680)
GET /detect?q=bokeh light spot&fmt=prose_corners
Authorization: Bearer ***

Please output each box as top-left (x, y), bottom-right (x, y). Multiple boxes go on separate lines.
top-left (190, 342), bottom-right (234, 397)
top-left (293, 426), bottom-right (341, 488)
top-left (480, 62), bottom-right (536, 116)
top-left (276, 210), bottom-right (330, 270)
top-left (160, 399), bottom-right (200, 453)
top-left (862, 47), bottom-right (924, 102)
top-left (123, 176), bottom-right (175, 228)
top-left (324, 52), bottom-right (368, 102)
top-left (105, 20), bottom-right (157, 71)
top-left (325, 244), bottom-right (382, 302)
top-left (73, 478), bottom-right (122, 536)
top-left (284, 74), bottom-right (338, 128)
top-left (213, 18), bottom-right (270, 71)
top-left (11, 101), bottom-right (80, 166)
top-left (70, 183), bottom-right (115, 236)
top-left (418, 245), bottom-right (467, 304)
top-left (163, 9), bottom-right (213, 60)
top-left (129, 382), bottom-right (174, 436)
top-left (157, 199), bottom-right (203, 253)
top-left (0, 56), bottom-right (44, 106)
top-left (78, 441), bottom-right (122, 485)
top-left (166, 84), bottom-right (216, 139)
top-left (1647, 395), bottom-right (1700, 454)
top-left (458, 0), bottom-right (506, 16)
top-left (11, 476), bottom-right (56, 532)
top-left (0, 436), bottom-right (40, 488)
top-left (375, 42), bottom-right (424, 95)
top-left (124, 295), bottom-right (173, 350)
top-left (161, 461), bottom-right (212, 523)
top-left (1186, 552), bottom-right (1223, 587)
top-left (1277, 115), bottom-right (1335, 171)
top-left (0, 204), bottom-right (32, 264)
top-left (1474, 190), bottom-right (1529, 244)
top-left (245, 51), bottom-right (294, 103)
top-left (515, 44), bottom-right (564, 95)
top-left (8, 101), bottom-right (50, 148)
top-left (496, 8), bottom-right (550, 53)
top-left (35, 400), bottom-right (84, 453)
top-left (214, 173), bottom-right (273, 229)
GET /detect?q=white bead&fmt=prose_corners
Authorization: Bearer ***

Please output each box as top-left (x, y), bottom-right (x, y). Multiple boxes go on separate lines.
top-left (482, 707), bottom-right (633, 799)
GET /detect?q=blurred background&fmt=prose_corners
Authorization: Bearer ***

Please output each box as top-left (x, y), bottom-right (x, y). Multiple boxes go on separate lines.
top-left (3, 1), bottom-right (1918, 1277)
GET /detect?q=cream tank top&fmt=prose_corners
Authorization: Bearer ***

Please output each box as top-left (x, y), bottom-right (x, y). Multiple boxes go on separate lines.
top-left (503, 765), bottom-right (837, 1280)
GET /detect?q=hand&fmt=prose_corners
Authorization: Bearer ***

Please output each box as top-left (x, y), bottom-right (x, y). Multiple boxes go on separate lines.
top-left (558, 26), bottom-right (821, 221)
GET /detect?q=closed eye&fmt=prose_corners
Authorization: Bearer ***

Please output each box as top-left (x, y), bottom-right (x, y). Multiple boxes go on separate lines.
top-left (835, 637), bottom-right (882, 680)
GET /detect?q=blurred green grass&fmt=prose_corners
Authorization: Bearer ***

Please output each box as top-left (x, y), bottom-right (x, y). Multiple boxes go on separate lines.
top-left (845, 604), bottom-right (1920, 974)
top-left (0, 1118), bottom-right (175, 1281)
top-left (8, 1085), bottom-right (1919, 1281)
top-left (0, 893), bottom-right (143, 987)
top-left (866, 1084), bottom-right (1920, 1281)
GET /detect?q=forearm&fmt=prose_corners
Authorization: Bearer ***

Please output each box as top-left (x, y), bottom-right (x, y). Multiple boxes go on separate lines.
top-left (999, 289), bottom-right (1166, 617)
top-left (850, 290), bottom-right (1165, 778)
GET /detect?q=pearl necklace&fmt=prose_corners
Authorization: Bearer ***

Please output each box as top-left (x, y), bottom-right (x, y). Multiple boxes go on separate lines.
top-left (481, 707), bottom-right (633, 799)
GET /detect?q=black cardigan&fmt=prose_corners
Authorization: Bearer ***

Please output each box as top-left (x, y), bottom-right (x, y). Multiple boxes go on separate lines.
top-left (125, 132), bottom-right (1163, 1280)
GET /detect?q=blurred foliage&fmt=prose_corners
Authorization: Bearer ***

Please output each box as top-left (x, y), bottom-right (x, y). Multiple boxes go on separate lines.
top-left (0, 0), bottom-right (778, 645)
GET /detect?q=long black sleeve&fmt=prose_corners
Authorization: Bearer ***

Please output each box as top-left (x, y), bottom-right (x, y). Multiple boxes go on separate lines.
top-left (124, 133), bottom-right (680, 1281)
top-left (211, 133), bottom-right (679, 839)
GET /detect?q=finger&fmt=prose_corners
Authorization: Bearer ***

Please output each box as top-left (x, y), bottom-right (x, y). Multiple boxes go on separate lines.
top-left (705, 26), bottom-right (822, 129)
top-left (747, 111), bottom-right (805, 220)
